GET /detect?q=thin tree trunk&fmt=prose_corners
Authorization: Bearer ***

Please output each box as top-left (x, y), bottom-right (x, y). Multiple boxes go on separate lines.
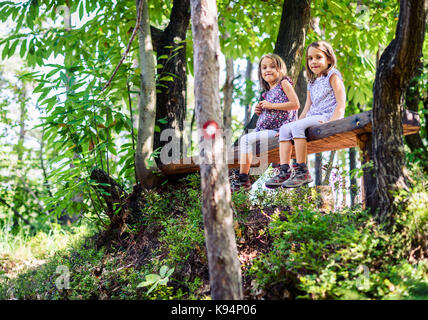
top-left (223, 57), bottom-right (234, 129)
top-left (244, 58), bottom-right (253, 126)
top-left (322, 151), bottom-right (336, 186)
top-left (189, 107), bottom-right (196, 153)
top-left (349, 147), bottom-right (358, 206)
top-left (39, 129), bottom-right (53, 198)
top-left (135, 0), bottom-right (161, 189)
top-left (12, 83), bottom-right (27, 228)
top-left (295, 68), bottom-right (307, 117)
top-left (370, 0), bottom-right (427, 226)
top-left (190, 0), bottom-right (243, 300)
top-left (315, 153), bottom-right (322, 186)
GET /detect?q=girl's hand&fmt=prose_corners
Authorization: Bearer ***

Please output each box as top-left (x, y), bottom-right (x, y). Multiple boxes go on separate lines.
top-left (259, 100), bottom-right (272, 110)
top-left (255, 104), bottom-right (263, 115)
top-left (274, 132), bottom-right (279, 137)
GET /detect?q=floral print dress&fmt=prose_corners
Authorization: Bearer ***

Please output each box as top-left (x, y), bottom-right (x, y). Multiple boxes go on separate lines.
top-left (255, 77), bottom-right (298, 132)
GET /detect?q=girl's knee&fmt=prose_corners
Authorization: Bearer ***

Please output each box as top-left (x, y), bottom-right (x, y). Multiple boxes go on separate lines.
top-left (291, 123), bottom-right (307, 138)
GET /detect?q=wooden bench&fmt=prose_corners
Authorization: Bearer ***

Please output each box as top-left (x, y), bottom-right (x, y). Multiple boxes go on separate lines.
top-left (158, 110), bottom-right (420, 176)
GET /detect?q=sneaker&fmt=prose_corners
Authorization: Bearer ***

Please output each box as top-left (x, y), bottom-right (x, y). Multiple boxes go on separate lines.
top-left (281, 164), bottom-right (313, 188)
top-left (265, 164), bottom-right (296, 189)
top-left (230, 172), bottom-right (252, 192)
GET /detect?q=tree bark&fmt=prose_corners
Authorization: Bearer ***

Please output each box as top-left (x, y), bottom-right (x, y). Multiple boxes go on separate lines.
top-left (322, 151), bottom-right (336, 186)
top-left (349, 147), bottom-right (358, 206)
top-left (90, 168), bottom-right (144, 245)
top-left (135, 0), bottom-right (161, 188)
top-left (190, 0), bottom-right (243, 300)
top-left (274, 0), bottom-right (311, 84)
top-left (370, 0), bottom-right (427, 225)
top-left (295, 67), bottom-right (308, 117)
top-left (244, 57), bottom-right (253, 126)
top-left (315, 153), bottom-right (322, 186)
top-left (153, 0), bottom-right (190, 166)
top-left (223, 57), bottom-right (234, 129)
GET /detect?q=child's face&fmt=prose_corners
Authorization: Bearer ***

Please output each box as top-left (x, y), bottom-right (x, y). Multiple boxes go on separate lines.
top-left (260, 57), bottom-right (280, 85)
top-left (307, 46), bottom-right (331, 76)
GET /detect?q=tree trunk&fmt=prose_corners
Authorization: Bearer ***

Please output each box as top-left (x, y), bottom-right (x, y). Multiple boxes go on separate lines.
top-left (274, 0), bottom-right (311, 84)
top-left (90, 168), bottom-right (144, 245)
top-left (190, 0), bottom-right (243, 300)
top-left (295, 68), bottom-right (308, 117)
top-left (135, 0), bottom-right (161, 189)
top-left (322, 151), bottom-right (336, 186)
top-left (153, 0), bottom-right (190, 166)
top-left (349, 147), bottom-right (358, 206)
top-left (223, 57), bottom-right (234, 129)
top-left (370, 0), bottom-right (427, 226)
top-left (244, 57), bottom-right (253, 126)
top-left (315, 153), bottom-right (322, 186)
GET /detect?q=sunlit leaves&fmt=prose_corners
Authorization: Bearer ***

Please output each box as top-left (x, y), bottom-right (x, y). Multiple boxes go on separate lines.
top-left (310, 0), bottom-right (399, 114)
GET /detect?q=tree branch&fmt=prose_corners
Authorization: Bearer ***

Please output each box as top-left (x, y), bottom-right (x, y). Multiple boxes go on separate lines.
top-left (101, 0), bottom-right (144, 93)
top-left (0, 197), bottom-right (30, 225)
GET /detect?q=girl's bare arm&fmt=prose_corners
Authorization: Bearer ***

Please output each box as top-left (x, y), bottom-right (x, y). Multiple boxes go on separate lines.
top-left (329, 74), bottom-right (346, 121)
top-left (259, 80), bottom-right (300, 111)
top-left (299, 90), bottom-right (312, 120)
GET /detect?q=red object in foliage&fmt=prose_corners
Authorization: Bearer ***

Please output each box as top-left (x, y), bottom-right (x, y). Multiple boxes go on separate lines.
top-left (202, 120), bottom-right (219, 139)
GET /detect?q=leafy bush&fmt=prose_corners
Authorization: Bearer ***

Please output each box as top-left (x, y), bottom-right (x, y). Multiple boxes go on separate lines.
top-left (249, 176), bottom-right (428, 300)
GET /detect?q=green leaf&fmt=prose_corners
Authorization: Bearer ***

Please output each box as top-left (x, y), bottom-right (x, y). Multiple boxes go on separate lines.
top-left (59, 71), bottom-right (69, 85)
top-left (19, 39), bottom-right (27, 58)
top-left (8, 39), bottom-right (19, 57)
top-left (159, 76), bottom-right (174, 82)
top-left (79, 1), bottom-right (84, 20)
top-left (1, 40), bottom-right (9, 60)
top-left (159, 265), bottom-right (169, 278)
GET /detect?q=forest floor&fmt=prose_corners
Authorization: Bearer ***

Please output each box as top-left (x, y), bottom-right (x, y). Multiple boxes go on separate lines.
top-left (1, 171), bottom-right (427, 300)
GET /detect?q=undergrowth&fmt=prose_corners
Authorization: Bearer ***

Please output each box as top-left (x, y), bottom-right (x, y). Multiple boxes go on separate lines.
top-left (0, 166), bottom-right (427, 300)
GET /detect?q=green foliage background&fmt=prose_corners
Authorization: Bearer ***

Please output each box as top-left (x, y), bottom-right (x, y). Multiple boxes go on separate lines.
top-left (0, 0), bottom-right (426, 300)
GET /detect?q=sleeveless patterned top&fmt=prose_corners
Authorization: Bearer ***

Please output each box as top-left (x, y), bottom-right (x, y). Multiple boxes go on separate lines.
top-left (255, 77), bottom-right (298, 132)
top-left (307, 68), bottom-right (345, 121)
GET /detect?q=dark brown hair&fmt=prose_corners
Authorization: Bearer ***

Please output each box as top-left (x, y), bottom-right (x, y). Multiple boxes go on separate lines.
top-left (305, 41), bottom-right (337, 83)
top-left (258, 53), bottom-right (288, 91)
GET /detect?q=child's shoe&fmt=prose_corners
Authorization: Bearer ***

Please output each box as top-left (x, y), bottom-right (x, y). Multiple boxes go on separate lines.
top-left (265, 164), bottom-right (295, 189)
top-left (230, 173), bottom-right (252, 192)
top-left (281, 163), bottom-right (313, 188)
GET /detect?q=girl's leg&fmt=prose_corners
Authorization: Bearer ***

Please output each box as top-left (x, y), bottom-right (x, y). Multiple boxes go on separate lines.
top-left (234, 130), bottom-right (277, 191)
top-left (294, 138), bottom-right (307, 164)
top-left (282, 116), bottom-right (324, 188)
top-left (266, 140), bottom-right (294, 189)
top-left (278, 122), bottom-right (293, 165)
top-left (279, 140), bottom-right (292, 165)
top-left (265, 124), bottom-right (294, 189)
top-left (290, 115), bottom-right (325, 164)
top-left (239, 152), bottom-right (252, 175)
top-left (239, 129), bottom-right (277, 174)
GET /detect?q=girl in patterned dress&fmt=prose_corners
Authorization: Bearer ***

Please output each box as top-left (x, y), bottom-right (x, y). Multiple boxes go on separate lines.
top-left (265, 41), bottom-right (346, 189)
top-left (231, 53), bottom-right (300, 192)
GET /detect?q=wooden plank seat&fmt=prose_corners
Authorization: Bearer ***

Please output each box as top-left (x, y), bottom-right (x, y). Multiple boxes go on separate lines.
top-left (158, 110), bottom-right (420, 176)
